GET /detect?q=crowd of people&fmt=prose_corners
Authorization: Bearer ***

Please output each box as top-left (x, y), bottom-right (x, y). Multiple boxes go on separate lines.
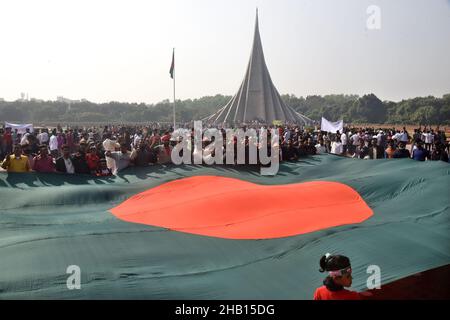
top-left (279, 126), bottom-right (449, 162)
top-left (0, 124), bottom-right (448, 174)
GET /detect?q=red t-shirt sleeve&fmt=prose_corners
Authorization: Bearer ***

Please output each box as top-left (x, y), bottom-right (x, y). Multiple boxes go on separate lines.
top-left (313, 286), bottom-right (361, 300)
top-left (313, 288), bottom-right (322, 300)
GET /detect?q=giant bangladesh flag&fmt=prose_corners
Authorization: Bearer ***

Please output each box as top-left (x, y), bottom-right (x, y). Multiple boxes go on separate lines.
top-left (0, 155), bottom-right (449, 299)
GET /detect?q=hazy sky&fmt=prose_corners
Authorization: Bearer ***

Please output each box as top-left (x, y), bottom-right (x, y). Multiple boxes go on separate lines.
top-left (1, 0), bottom-right (449, 104)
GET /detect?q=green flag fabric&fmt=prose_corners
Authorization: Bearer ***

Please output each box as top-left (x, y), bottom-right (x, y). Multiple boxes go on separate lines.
top-left (0, 155), bottom-right (449, 299)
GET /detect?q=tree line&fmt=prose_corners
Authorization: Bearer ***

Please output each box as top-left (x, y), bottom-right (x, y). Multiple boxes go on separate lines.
top-left (0, 93), bottom-right (449, 125)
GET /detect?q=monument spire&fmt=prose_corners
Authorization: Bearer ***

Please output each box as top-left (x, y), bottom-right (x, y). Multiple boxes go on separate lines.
top-left (207, 10), bottom-right (313, 125)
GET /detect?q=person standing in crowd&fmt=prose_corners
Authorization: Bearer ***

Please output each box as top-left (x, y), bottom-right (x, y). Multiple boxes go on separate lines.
top-left (305, 137), bottom-right (317, 155)
top-left (430, 143), bottom-right (449, 162)
top-left (11, 129), bottom-right (18, 145)
top-left (0, 129), bottom-right (5, 161)
top-left (376, 130), bottom-right (386, 149)
top-left (330, 137), bottom-right (343, 156)
top-left (72, 142), bottom-right (91, 174)
top-left (340, 130), bottom-right (348, 155)
top-left (3, 127), bottom-right (13, 155)
top-left (49, 130), bottom-right (59, 158)
top-left (20, 128), bottom-right (31, 146)
top-left (399, 127), bottom-right (409, 145)
top-left (411, 140), bottom-right (430, 161)
top-left (105, 143), bottom-right (133, 175)
top-left (56, 144), bottom-right (75, 174)
top-left (315, 138), bottom-right (327, 154)
top-left (96, 158), bottom-right (112, 176)
top-left (103, 133), bottom-right (120, 171)
top-left (57, 132), bottom-right (65, 155)
top-left (356, 139), bottom-right (369, 159)
top-left (1, 144), bottom-right (30, 173)
top-left (131, 141), bottom-right (151, 167)
top-left (282, 139), bottom-right (298, 161)
top-left (155, 135), bottom-right (173, 165)
top-left (149, 129), bottom-right (161, 149)
top-left (393, 141), bottom-right (411, 158)
top-left (422, 130), bottom-right (434, 152)
top-left (384, 141), bottom-right (396, 159)
top-left (86, 145), bottom-right (100, 174)
top-left (368, 138), bottom-right (385, 159)
top-left (313, 253), bottom-right (361, 300)
top-left (350, 131), bottom-right (360, 156)
top-left (37, 129), bottom-right (49, 145)
top-left (33, 145), bottom-right (55, 173)
top-left (66, 129), bottom-right (75, 153)
top-left (411, 129), bottom-right (421, 154)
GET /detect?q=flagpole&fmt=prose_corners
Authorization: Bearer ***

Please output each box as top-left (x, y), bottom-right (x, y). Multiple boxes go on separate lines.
top-left (173, 48), bottom-right (176, 130)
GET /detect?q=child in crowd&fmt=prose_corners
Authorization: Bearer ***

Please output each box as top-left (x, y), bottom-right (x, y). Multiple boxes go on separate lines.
top-left (313, 253), bottom-right (362, 300)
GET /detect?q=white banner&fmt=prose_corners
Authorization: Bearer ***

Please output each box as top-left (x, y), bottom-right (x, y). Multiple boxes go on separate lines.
top-left (320, 117), bottom-right (343, 133)
top-left (5, 122), bottom-right (34, 134)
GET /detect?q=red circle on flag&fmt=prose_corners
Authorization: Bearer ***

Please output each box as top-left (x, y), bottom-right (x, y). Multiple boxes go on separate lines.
top-left (110, 176), bottom-right (373, 239)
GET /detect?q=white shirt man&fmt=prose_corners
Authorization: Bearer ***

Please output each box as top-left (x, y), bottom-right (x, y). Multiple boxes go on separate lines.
top-left (340, 132), bottom-right (347, 146)
top-left (133, 134), bottom-right (142, 149)
top-left (37, 131), bottom-right (49, 144)
top-left (399, 131), bottom-right (409, 143)
top-left (20, 133), bottom-right (30, 146)
top-left (392, 132), bottom-right (401, 142)
top-left (103, 137), bottom-right (120, 171)
top-left (315, 143), bottom-right (327, 154)
top-left (105, 149), bottom-right (132, 175)
top-left (422, 132), bottom-right (434, 144)
top-left (49, 134), bottom-right (58, 151)
top-left (351, 133), bottom-right (360, 146)
top-left (376, 131), bottom-right (384, 146)
top-left (283, 130), bottom-right (291, 142)
top-left (103, 138), bottom-right (119, 151)
top-left (330, 141), bottom-right (343, 155)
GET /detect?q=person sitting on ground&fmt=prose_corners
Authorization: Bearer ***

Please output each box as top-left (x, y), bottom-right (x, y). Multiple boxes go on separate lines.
top-left (105, 143), bottom-right (133, 174)
top-left (412, 141), bottom-right (429, 161)
top-left (56, 144), bottom-right (75, 174)
top-left (313, 253), bottom-right (361, 300)
top-left (1, 144), bottom-right (30, 173)
top-left (95, 158), bottom-right (112, 176)
top-left (33, 144), bottom-right (55, 173)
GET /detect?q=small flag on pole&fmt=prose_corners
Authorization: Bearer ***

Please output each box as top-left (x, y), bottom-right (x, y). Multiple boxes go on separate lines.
top-left (169, 49), bottom-right (175, 79)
